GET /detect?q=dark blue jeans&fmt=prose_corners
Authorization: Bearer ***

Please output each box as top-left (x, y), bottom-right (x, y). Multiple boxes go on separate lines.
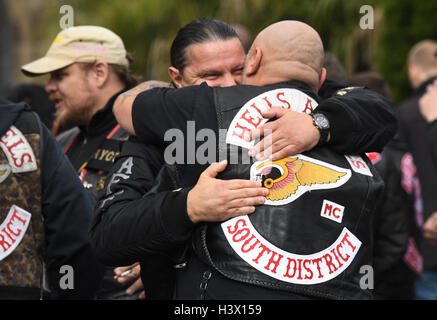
top-left (415, 271), bottom-right (437, 300)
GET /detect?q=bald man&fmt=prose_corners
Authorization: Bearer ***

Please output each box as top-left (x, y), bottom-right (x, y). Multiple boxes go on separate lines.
top-left (397, 40), bottom-right (437, 300)
top-left (96, 20), bottom-right (394, 299)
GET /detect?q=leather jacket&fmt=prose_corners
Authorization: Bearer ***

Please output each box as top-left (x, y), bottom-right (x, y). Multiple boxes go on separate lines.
top-left (189, 82), bottom-right (385, 299)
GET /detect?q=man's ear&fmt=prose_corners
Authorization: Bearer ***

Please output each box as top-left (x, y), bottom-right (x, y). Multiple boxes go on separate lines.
top-left (245, 47), bottom-right (262, 77)
top-left (168, 66), bottom-right (183, 88)
top-left (318, 67), bottom-right (327, 90)
top-left (408, 64), bottom-right (423, 89)
top-left (93, 61), bottom-right (110, 88)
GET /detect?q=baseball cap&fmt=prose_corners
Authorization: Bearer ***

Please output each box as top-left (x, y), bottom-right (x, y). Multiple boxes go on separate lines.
top-left (21, 26), bottom-right (129, 76)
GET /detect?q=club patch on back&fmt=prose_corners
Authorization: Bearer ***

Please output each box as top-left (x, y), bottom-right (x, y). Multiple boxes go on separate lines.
top-left (0, 126), bottom-right (37, 173)
top-left (222, 216), bottom-right (361, 285)
top-left (226, 88), bottom-right (318, 149)
top-left (0, 205), bottom-right (32, 261)
top-left (251, 154), bottom-right (351, 205)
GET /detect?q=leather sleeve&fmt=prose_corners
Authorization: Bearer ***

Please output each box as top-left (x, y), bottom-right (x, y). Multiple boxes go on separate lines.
top-left (90, 139), bottom-right (195, 266)
top-left (40, 122), bottom-right (104, 299)
top-left (317, 81), bottom-right (397, 154)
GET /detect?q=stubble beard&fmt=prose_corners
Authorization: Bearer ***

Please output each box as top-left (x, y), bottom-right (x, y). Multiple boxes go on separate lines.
top-left (55, 98), bottom-right (95, 128)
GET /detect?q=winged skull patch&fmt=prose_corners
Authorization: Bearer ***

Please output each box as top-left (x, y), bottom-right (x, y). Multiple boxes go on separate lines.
top-left (251, 154), bottom-right (351, 205)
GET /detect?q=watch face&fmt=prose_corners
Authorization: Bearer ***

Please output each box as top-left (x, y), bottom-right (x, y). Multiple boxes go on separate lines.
top-left (314, 113), bottom-right (329, 129)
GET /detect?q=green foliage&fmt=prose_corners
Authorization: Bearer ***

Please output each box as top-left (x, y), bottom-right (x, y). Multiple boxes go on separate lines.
top-left (374, 0), bottom-right (437, 103)
top-left (38, 0), bottom-right (437, 103)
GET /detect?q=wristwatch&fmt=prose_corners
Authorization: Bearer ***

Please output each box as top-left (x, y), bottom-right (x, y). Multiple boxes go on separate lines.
top-left (310, 112), bottom-right (330, 146)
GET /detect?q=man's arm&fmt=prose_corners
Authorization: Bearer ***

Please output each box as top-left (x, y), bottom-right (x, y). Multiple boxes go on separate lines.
top-left (113, 80), bottom-right (170, 135)
top-left (246, 83), bottom-right (397, 160)
top-left (90, 140), bottom-right (267, 266)
top-left (41, 123), bottom-right (104, 299)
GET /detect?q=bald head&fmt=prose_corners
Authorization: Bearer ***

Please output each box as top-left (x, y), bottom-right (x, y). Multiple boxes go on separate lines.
top-left (408, 40), bottom-right (437, 88)
top-left (242, 20), bottom-right (325, 91)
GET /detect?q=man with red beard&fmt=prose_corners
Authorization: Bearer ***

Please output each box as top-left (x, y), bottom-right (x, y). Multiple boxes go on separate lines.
top-left (21, 25), bottom-right (143, 300)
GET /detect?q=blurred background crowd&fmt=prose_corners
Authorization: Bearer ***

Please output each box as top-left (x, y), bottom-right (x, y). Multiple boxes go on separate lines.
top-left (0, 0), bottom-right (436, 104)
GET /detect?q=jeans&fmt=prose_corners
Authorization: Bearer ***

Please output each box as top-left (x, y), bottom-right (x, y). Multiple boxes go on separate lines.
top-left (415, 270), bottom-right (437, 300)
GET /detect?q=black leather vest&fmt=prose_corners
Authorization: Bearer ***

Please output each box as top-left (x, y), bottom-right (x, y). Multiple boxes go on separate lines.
top-left (0, 111), bottom-right (45, 296)
top-left (191, 82), bottom-right (384, 299)
top-left (60, 125), bottom-right (130, 201)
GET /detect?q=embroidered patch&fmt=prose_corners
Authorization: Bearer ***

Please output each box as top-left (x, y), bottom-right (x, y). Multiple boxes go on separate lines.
top-left (320, 199), bottom-right (345, 223)
top-left (335, 87), bottom-right (359, 96)
top-left (221, 216), bottom-right (361, 285)
top-left (366, 152), bottom-right (382, 165)
top-left (345, 155), bottom-right (373, 176)
top-left (251, 154), bottom-right (351, 205)
top-left (0, 205), bottom-right (32, 261)
top-left (226, 88), bottom-right (318, 149)
top-left (0, 164), bottom-right (11, 183)
top-left (0, 126), bottom-right (37, 173)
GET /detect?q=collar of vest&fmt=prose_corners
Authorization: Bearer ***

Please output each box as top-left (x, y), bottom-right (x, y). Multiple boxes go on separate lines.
top-left (213, 81), bottom-right (319, 113)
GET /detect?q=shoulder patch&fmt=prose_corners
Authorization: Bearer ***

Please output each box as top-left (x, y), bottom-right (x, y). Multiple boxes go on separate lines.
top-left (335, 86), bottom-right (361, 96)
top-left (345, 155), bottom-right (373, 176)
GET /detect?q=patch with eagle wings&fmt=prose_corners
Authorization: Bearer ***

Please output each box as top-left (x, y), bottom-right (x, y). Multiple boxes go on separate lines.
top-left (250, 154), bottom-right (351, 205)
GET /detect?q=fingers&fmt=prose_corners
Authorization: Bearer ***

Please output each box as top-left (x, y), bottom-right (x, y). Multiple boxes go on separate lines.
top-left (227, 186), bottom-right (269, 201)
top-left (202, 160), bottom-right (228, 178)
top-left (245, 124), bottom-right (273, 142)
top-left (138, 290), bottom-right (146, 300)
top-left (217, 178), bottom-right (268, 200)
top-left (227, 195), bottom-right (267, 209)
top-left (424, 230), bottom-right (437, 246)
top-left (251, 136), bottom-right (302, 161)
top-left (423, 212), bottom-right (437, 246)
top-left (248, 128), bottom-right (274, 158)
top-left (126, 278), bottom-right (144, 296)
top-left (113, 264), bottom-right (146, 298)
top-left (270, 144), bottom-right (298, 161)
top-left (215, 198), bottom-right (264, 221)
top-left (187, 175), bottom-right (269, 223)
top-left (262, 107), bottom-right (287, 119)
top-left (114, 263), bottom-right (140, 283)
top-left (225, 178), bottom-right (262, 190)
top-left (244, 108), bottom-right (284, 142)
top-left (217, 182), bottom-right (269, 219)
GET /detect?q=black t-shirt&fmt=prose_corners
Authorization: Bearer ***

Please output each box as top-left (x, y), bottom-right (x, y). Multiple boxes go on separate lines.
top-left (132, 80), bottom-right (396, 155)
